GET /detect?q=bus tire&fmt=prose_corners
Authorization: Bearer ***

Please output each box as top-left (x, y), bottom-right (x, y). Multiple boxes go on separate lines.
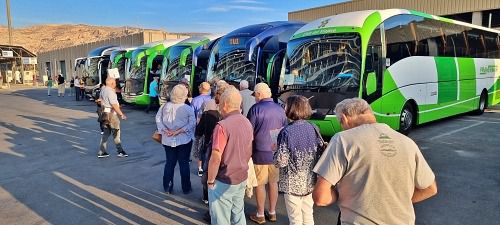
top-left (474, 91), bottom-right (488, 115)
top-left (399, 102), bottom-right (415, 135)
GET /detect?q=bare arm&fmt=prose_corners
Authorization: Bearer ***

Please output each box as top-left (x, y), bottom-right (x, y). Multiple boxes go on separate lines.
top-left (111, 103), bottom-right (126, 119)
top-left (412, 181), bottom-right (438, 203)
top-left (313, 176), bottom-right (338, 206)
top-left (207, 149), bottom-right (222, 186)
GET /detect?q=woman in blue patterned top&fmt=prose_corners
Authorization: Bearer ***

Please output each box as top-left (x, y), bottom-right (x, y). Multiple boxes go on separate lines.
top-left (274, 95), bottom-right (324, 225)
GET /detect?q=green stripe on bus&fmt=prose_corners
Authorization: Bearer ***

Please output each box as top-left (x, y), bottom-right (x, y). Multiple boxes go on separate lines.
top-left (457, 58), bottom-right (476, 101)
top-left (435, 57), bottom-right (458, 103)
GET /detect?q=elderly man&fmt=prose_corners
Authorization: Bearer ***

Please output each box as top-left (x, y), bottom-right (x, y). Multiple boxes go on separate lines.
top-left (247, 83), bottom-right (287, 224)
top-left (239, 80), bottom-right (255, 117)
top-left (98, 77), bottom-right (128, 158)
top-left (191, 82), bottom-right (212, 120)
top-left (207, 86), bottom-right (254, 225)
top-left (313, 98), bottom-right (437, 224)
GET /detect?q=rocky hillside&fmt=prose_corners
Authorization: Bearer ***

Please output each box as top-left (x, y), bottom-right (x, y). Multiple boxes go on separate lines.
top-left (0, 24), bottom-right (144, 54)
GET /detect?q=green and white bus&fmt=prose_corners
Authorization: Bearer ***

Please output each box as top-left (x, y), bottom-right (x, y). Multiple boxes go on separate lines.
top-left (159, 35), bottom-right (222, 102)
top-left (123, 40), bottom-right (182, 105)
top-left (279, 9), bottom-right (500, 136)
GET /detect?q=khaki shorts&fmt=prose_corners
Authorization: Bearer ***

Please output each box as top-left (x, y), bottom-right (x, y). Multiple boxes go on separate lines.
top-left (254, 164), bottom-right (279, 185)
top-left (58, 85), bottom-right (65, 94)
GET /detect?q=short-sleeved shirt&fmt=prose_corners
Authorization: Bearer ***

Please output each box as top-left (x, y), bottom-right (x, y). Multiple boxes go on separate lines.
top-left (149, 80), bottom-right (158, 97)
top-left (314, 123), bottom-right (435, 225)
top-left (100, 86), bottom-right (119, 108)
top-left (247, 98), bottom-right (287, 165)
top-left (191, 94), bottom-right (211, 119)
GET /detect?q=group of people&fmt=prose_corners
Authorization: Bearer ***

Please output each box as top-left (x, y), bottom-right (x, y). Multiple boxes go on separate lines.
top-left (46, 74), bottom-right (86, 100)
top-left (46, 74), bottom-right (67, 97)
top-left (151, 78), bottom-right (438, 225)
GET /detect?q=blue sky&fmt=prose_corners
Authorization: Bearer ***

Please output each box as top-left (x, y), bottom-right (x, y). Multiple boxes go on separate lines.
top-left (0, 0), bottom-right (347, 33)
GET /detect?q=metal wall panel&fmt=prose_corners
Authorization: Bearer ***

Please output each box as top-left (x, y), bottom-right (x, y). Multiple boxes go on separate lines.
top-left (289, 0), bottom-right (500, 22)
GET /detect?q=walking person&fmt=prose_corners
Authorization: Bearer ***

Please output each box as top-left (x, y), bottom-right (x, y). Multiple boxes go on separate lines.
top-left (247, 83), bottom-right (287, 224)
top-left (57, 74), bottom-right (66, 97)
top-left (239, 80), bottom-right (255, 116)
top-left (313, 98), bottom-right (437, 225)
top-left (145, 76), bottom-right (160, 113)
top-left (74, 76), bottom-right (81, 101)
top-left (79, 77), bottom-right (86, 100)
top-left (155, 84), bottom-right (195, 194)
top-left (47, 76), bottom-right (53, 96)
top-left (206, 86), bottom-right (254, 225)
top-left (274, 95), bottom-right (325, 225)
top-left (97, 77), bottom-right (128, 158)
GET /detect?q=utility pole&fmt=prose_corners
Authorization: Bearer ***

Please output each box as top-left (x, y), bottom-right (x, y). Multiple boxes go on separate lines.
top-left (6, 0), bottom-right (13, 45)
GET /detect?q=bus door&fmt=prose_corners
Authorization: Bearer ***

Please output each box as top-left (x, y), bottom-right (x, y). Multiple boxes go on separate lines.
top-left (363, 25), bottom-right (385, 107)
top-left (268, 49), bottom-right (286, 101)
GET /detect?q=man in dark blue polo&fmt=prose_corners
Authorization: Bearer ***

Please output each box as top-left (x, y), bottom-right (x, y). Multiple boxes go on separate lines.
top-left (247, 82), bottom-right (287, 224)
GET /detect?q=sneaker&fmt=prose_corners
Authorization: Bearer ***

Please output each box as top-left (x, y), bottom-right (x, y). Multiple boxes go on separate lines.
top-left (198, 168), bottom-right (204, 177)
top-left (249, 213), bottom-right (266, 224)
top-left (202, 199), bottom-right (209, 205)
top-left (100, 132), bottom-right (104, 135)
top-left (97, 152), bottom-right (110, 158)
top-left (117, 151), bottom-right (128, 157)
top-left (265, 212), bottom-right (277, 222)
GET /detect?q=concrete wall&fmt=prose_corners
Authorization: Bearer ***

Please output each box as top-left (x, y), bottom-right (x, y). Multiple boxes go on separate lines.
top-left (36, 31), bottom-right (189, 80)
top-left (289, 0), bottom-right (500, 22)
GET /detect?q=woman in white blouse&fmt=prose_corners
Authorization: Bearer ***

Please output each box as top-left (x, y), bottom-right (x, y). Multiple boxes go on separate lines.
top-left (156, 84), bottom-right (196, 194)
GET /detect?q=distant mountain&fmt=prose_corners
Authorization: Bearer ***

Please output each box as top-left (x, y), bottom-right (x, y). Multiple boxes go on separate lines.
top-left (0, 24), bottom-right (179, 54)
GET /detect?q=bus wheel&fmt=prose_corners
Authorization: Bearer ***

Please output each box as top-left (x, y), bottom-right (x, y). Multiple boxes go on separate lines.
top-left (474, 91), bottom-right (488, 115)
top-left (399, 102), bottom-right (415, 135)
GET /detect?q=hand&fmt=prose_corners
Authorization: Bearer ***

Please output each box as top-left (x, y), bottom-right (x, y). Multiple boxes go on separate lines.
top-left (165, 130), bottom-right (175, 137)
top-left (120, 114), bottom-right (127, 120)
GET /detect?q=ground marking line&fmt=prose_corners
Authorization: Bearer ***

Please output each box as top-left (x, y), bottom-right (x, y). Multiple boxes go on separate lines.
top-left (429, 121), bottom-right (485, 140)
top-left (457, 119), bottom-right (500, 124)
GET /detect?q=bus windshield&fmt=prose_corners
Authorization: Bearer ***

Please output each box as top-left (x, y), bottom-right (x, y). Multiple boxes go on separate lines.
top-left (129, 57), bottom-right (147, 80)
top-left (165, 45), bottom-right (191, 82)
top-left (284, 33), bottom-right (362, 91)
top-left (86, 57), bottom-right (100, 86)
top-left (207, 36), bottom-right (256, 83)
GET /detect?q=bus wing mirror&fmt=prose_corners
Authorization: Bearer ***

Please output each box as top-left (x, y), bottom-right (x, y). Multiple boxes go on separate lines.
top-left (366, 72), bottom-right (377, 95)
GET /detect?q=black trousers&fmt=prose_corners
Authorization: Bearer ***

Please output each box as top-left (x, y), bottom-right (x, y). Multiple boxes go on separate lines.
top-left (145, 96), bottom-right (159, 112)
top-left (163, 141), bottom-right (192, 193)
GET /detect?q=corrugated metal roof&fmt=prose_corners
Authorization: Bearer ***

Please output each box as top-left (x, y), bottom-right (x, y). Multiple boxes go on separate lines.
top-left (289, 0), bottom-right (500, 22)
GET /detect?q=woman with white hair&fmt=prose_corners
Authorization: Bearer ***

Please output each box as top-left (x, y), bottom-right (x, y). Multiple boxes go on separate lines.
top-left (156, 84), bottom-right (196, 194)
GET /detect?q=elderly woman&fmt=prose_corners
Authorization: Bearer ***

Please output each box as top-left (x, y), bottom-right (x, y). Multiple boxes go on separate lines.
top-left (192, 99), bottom-right (221, 204)
top-left (156, 84), bottom-right (196, 194)
top-left (273, 95), bottom-right (325, 225)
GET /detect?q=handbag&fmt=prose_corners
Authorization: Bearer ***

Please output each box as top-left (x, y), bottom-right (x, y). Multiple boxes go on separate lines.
top-left (152, 104), bottom-right (167, 144)
top-left (152, 130), bottom-right (162, 143)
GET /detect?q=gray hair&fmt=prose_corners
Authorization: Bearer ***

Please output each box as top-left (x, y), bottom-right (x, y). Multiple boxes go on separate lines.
top-left (170, 84), bottom-right (188, 104)
top-left (334, 98), bottom-right (373, 119)
top-left (220, 86), bottom-right (242, 110)
top-left (239, 80), bottom-right (249, 90)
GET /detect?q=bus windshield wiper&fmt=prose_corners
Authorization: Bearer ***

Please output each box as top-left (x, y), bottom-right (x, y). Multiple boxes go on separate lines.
top-left (277, 86), bottom-right (322, 96)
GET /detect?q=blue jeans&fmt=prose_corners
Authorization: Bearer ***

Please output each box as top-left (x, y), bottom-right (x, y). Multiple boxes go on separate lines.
top-left (209, 180), bottom-right (247, 225)
top-left (163, 142), bottom-right (192, 193)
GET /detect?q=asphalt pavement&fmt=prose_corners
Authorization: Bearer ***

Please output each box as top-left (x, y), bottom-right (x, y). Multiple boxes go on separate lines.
top-left (0, 87), bottom-right (499, 225)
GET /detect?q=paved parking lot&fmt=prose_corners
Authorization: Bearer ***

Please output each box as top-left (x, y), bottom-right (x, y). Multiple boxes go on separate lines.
top-left (0, 87), bottom-right (499, 225)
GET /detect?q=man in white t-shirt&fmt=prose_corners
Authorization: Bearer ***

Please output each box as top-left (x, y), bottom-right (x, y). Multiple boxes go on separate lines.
top-left (313, 98), bottom-right (437, 225)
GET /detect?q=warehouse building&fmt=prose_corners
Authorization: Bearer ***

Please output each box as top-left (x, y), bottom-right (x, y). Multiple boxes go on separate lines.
top-left (36, 30), bottom-right (189, 81)
top-left (288, 0), bottom-right (500, 29)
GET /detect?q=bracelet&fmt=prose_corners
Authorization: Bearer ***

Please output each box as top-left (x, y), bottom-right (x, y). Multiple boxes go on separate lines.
top-left (207, 181), bottom-right (215, 185)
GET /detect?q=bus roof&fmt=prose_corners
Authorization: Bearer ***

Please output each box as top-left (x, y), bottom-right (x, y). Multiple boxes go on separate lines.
top-left (225, 21), bottom-right (297, 37)
top-left (87, 45), bottom-right (121, 57)
top-left (292, 8), bottom-right (500, 39)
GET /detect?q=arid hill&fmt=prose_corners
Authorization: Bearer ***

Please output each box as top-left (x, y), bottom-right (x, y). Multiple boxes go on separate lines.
top-left (0, 24), bottom-right (145, 54)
